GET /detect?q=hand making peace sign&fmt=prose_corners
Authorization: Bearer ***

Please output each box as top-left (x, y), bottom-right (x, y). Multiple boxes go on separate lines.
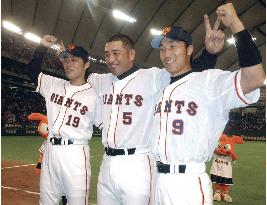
top-left (204, 14), bottom-right (225, 54)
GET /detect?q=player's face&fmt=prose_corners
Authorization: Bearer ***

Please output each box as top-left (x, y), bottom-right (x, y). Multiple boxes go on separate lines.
top-left (105, 41), bottom-right (135, 76)
top-left (63, 54), bottom-right (88, 83)
top-left (159, 38), bottom-right (193, 76)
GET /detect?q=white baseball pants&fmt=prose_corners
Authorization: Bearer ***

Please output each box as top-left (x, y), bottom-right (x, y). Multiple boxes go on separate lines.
top-left (97, 153), bottom-right (154, 205)
top-left (154, 171), bottom-right (213, 205)
top-left (39, 143), bottom-right (91, 205)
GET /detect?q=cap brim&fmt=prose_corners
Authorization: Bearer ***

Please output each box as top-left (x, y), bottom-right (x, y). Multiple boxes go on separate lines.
top-left (58, 51), bottom-right (70, 59)
top-left (151, 35), bottom-right (164, 49)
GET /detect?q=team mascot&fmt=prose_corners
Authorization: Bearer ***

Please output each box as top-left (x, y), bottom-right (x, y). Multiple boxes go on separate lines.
top-left (28, 113), bottom-right (68, 205)
top-left (28, 113), bottom-right (48, 175)
top-left (210, 134), bottom-right (244, 203)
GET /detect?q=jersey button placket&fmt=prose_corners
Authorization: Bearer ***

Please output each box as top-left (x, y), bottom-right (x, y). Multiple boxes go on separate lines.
top-left (160, 92), bottom-right (169, 162)
top-left (108, 82), bottom-right (121, 147)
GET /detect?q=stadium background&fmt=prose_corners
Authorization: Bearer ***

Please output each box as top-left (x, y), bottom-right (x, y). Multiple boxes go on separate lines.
top-left (1, 0), bottom-right (266, 204)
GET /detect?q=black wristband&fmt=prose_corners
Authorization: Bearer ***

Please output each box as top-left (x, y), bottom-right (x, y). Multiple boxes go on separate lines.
top-left (234, 29), bottom-right (262, 67)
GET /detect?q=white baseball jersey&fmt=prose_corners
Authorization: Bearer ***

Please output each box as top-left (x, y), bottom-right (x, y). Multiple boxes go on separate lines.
top-left (210, 154), bottom-right (233, 183)
top-left (37, 72), bottom-right (101, 141)
top-left (36, 72), bottom-right (101, 205)
top-left (153, 69), bottom-right (259, 205)
top-left (88, 67), bottom-right (170, 205)
top-left (88, 67), bottom-right (169, 149)
top-left (152, 69), bottom-right (260, 164)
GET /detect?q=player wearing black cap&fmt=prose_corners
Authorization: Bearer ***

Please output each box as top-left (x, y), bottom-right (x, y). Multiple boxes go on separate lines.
top-left (151, 26), bottom-right (193, 47)
top-left (26, 35), bottom-right (102, 205)
top-left (151, 3), bottom-right (264, 205)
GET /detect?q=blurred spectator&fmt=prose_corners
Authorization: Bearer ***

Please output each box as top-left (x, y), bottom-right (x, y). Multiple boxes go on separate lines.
top-left (2, 30), bottom-right (65, 77)
top-left (1, 86), bottom-right (46, 129)
top-left (225, 110), bottom-right (266, 132)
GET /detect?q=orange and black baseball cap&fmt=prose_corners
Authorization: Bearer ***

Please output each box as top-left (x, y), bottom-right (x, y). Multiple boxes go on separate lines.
top-left (59, 44), bottom-right (89, 62)
top-left (151, 26), bottom-right (192, 48)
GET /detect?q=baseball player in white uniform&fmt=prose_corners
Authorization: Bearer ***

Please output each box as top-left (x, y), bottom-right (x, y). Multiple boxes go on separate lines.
top-left (150, 3), bottom-right (265, 205)
top-left (88, 15), bottom-right (225, 205)
top-left (27, 36), bottom-right (101, 205)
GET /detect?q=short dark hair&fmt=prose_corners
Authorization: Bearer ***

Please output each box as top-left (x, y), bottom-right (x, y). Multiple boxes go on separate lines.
top-left (107, 34), bottom-right (135, 50)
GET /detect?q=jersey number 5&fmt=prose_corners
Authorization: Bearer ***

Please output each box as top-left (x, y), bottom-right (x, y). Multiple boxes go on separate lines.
top-left (172, 119), bottom-right (183, 135)
top-left (123, 112), bottom-right (132, 125)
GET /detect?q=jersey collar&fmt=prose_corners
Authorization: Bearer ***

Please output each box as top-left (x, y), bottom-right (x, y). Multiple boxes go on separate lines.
top-left (117, 64), bottom-right (140, 80)
top-left (170, 71), bottom-right (192, 84)
top-left (66, 81), bottom-right (92, 91)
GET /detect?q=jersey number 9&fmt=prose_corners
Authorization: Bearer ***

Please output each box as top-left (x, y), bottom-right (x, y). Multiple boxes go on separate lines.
top-left (172, 119), bottom-right (183, 135)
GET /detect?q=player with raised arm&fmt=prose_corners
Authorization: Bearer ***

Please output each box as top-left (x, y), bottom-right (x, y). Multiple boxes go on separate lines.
top-left (27, 36), bottom-right (101, 205)
top-left (150, 3), bottom-right (265, 205)
top-left (88, 15), bottom-right (224, 205)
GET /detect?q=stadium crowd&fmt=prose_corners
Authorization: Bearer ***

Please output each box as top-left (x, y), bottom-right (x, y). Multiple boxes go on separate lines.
top-left (1, 86), bottom-right (46, 131)
top-left (225, 110), bottom-right (266, 132)
top-left (2, 30), bottom-right (65, 77)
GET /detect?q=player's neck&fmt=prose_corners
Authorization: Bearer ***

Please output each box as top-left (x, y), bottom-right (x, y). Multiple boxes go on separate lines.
top-left (171, 66), bottom-right (192, 77)
top-left (170, 70), bottom-right (192, 84)
top-left (117, 63), bottom-right (139, 80)
top-left (70, 77), bottom-right (86, 86)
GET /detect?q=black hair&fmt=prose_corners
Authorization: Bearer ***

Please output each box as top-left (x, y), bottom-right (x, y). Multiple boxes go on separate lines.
top-left (107, 34), bottom-right (135, 50)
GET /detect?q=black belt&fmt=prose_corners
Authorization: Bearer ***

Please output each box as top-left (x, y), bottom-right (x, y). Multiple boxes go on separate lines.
top-left (50, 137), bottom-right (73, 145)
top-left (157, 161), bottom-right (186, 174)
top-left (105, 147), bottom-right (136, 156)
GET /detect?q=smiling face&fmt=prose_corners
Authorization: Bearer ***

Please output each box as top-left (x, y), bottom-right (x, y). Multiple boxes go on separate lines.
top-left (104, 40), bottom-right (135, 76)
top-left (159, 38), bottom-right (193, 76)
top-left (62, 53), bottom-right (89, 84)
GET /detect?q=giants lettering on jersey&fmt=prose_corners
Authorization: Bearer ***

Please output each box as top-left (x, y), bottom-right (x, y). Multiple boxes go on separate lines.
top-left (50, 93), bottom-right (88, 115)
top-left (103, 93), bottom-right (143, 107)
top-left (215, 158), bottom-right (229, 165)
top-left (154, 100), bottom-right (198, 116)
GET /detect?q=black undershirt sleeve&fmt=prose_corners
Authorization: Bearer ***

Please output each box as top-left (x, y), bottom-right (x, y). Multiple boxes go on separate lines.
top-left (27, 45), bottom-right (48, 83)
top-left (191, 49), bottom-right (217, 72)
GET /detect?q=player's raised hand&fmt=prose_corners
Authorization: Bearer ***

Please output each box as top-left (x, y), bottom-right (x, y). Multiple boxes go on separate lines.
top-left (59, 40), bottom-right (66, 51)
top-left (56, 40), bottom-right (66, 56)
top-left (41, 35), bottom-right (57, 48)
top-left (204, 14), bottom-right (225, 54)
top-left (216, 3), bottom-right (244, 33)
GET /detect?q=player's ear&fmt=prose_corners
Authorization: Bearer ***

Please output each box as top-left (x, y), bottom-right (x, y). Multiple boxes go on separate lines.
top-left (84, 60), bottom-right (90, 70)
top-left (129, 49), bottom-right (136, 62)
top-left (187, 45), bottom-right (193, 56)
